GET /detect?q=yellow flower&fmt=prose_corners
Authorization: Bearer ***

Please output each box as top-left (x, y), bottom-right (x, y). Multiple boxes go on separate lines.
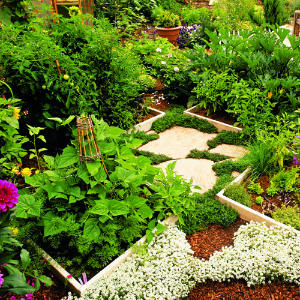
top-left (8, 227), bottom-right (19, 235)
top-left (21, 168), bottom-right (32, 177)
top-left (13, 107), bottom-right (21, 119)
top-left (268, 91), bottom-right (272, 99)
top-left (279, 89), bottom-right (284, 94)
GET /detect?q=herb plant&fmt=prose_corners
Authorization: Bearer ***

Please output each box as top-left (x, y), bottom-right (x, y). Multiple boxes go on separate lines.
top-left (224, 183), bottom-right (252, 207)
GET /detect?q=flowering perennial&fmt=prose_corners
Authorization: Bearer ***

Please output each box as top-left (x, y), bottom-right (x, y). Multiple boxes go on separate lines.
top-left (0, 180), bottom-right (19, 212)
top-left (0, 271), bottom-right (4, 287)
top-left (66, 224), bottom-right (199, 300)
top-left (195, 222), bottom-right (300, 286)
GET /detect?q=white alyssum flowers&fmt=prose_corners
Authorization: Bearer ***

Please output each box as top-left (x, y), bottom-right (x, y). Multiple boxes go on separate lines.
top-left (195, 222), bottom-right (300, 287)
top-left (66, 224), bottom-right (199, 300)
top-left (156, 48), bottom-right (162, 52)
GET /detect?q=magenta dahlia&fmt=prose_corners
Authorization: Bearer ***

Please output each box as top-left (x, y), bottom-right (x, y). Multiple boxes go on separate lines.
top-left (0, 180), bottom-right (19, 213)
top-left (0, 271), bottom-right (4, 287)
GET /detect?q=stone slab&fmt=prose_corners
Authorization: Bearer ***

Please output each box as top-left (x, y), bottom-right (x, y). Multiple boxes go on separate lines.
top-left (209, 144), bottom-right (248, 158)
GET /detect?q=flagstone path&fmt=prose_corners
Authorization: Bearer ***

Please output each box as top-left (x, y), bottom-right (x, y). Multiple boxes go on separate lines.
top-left (139, 126), bottom-right (248, 193)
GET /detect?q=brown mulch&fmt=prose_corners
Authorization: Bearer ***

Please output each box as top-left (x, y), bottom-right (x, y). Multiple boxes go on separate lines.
top-left (186, 218), bottom-right (247, 260)
top-left (187, 280), bottom-right (300, 299)
top-left (195, 108), bottom-right (239, 127)
top-left (186, 218), bottom-right (300, 299)
top-left (137, 113), bottom-right (155, 122)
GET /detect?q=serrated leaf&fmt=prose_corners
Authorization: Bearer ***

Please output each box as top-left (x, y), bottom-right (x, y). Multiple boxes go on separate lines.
top-left (109, 200), bottom-right (129, 216)
top-left (138, 204), bottom-right (153, 219)
top-left (16, 195), bottom-right (41, 218)
top-left (77, 163), bottom-right (90, 184)
top-left (56, 146), bottom-right (78, 168)
top-left (156, 223), bottom-right (166, 235)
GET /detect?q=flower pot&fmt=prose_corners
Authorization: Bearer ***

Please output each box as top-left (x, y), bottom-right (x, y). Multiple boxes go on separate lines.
top-left (155, 26), bottom-right (181, 45)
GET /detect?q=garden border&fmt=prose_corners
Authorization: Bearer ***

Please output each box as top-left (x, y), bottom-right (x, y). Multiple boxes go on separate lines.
top-left (184, 105), bottom-right (242, 133)
top-left (30, 216), bottom-right (178, 296)
top-left (133, 107), bottom-right (165, 132)
top-left (216, 169), bottom-right (296, 230)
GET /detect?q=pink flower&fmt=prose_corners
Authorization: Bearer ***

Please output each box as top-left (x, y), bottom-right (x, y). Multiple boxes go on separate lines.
top-left (0, 272), bottom-right (4, 287)
top-left (10, 297), bottom-right (16, 300)
top-left (26, 294), bottom-right (34, 300)
top-left (167, 53), bottom-right (172, 58)
top-left (0, 180), bottom-right (19, 213)
top-left (174, 67), bottom-right (179, 72)
top-left (67, 274), bottom-right (72, 278)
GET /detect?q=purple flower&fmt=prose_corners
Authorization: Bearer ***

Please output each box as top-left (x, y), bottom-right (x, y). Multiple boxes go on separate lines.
top-left (0, 180), bottom-right (19, 213)
top-left (293, 157), bottom-right (299, 165)
top-left (26, 294), bottom-right (34, 300)
top-left (0, 272), bottom-right (4, 287)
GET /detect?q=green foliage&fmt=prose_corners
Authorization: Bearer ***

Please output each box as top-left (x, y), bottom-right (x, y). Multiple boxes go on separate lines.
top-left (154, 9), bottom-right (180, 27)
top-left (242, 140), bottom-right (276, 179)
top-left (0, 12), bottom-right (150, 144)
top-left (155, 0), bottom-right (184, 15)
top-left (255, 196), bottom-right (264, 205)
top-left (180, 195), bottom-right (239, 235)
top-left (213, 0), bottom-right (256, 31)
top-left (132, 149), bottom-right (171, 165)
top-left (128, 131), bottom-right (159, 145)
top-left (224, 183), bottom-right (252, 207)
top-left (249, 5), bottom-right (265, 26)
top-left (15, 120), bottom-right (194, 277)
top-left (213, 160), bottom-right (248, 177)
top-left (272, 205), bottom-right (300, 230)
top-left (0, 209), bottom-right (51, 296)
top-left (267, 167), bottom-right (299, 196)
top-left (0, 90), bottom-right (28, 180)
top-left (181, 7), bottom-right (212, 26)
top-left (191, 71), bottom-right (238, 114)
top-left (186, 149), bottom-right (229, 162)
top-left (0, 0), bottom-right (30, 25)
top-left (151, 111), bottom-right (217, 133)
top-left (247, 181), bottom-right (264, 195)
top-left (207, 130), bottom-right (247, 149)
top-left (263, 0), bottom-right (289, 25)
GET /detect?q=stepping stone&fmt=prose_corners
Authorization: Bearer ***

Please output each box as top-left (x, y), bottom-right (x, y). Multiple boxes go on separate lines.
top-left (139, 126), bottom-right (217, 159)
top-left (155, 158), bottom-right (217, 194)
top-left (209, 144), bottom-right (248, 158)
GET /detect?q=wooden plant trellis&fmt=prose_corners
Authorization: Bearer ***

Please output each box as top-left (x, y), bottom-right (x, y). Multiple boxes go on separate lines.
top-left (76, 116), bottom-right (109, 179)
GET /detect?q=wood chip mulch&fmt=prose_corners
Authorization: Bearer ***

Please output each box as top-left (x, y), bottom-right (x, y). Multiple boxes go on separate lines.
top-left (185, 218), bottom-right (300, 300)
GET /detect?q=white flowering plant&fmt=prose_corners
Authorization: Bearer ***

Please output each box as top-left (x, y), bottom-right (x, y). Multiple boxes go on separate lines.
top-left (195, 221), bottom-right (300, 286)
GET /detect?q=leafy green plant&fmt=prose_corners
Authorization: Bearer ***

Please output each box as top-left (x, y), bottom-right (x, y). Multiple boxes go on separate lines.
top-left (263, 0), bottom-right (289, 25)
top-left (212, 159), bottom-right (248, 177)
top-left (186, 149), bottom-right (229, 162)
top-left (151, 111), bottom-right (217, 133)
top-left (267, 167), bottom-right (299, 196)
top-left (271, 205), bottom-right (300, 230)
top-left (181, 7), bottom-right (212, 26)
top-left (132, 149), bottom-right (171, 165)
top-left (255, 196), bottom-right (264, 205)
top-left (224, 183), bottom-right (252, 207)
top-left (207, 130), bottom-right (247, 149)
top-left (15, 119), bottom-right (195, 277)
top-left (0, 84), bottom-right (28, 180)
top-left (247, 181), bottom-right (264, 194)
top-left (27, 125), bottom-right (47, 171)
top-left (242, 140), bottom-right (276, 179)
top-left (154, 9), bottom-right (180, 28)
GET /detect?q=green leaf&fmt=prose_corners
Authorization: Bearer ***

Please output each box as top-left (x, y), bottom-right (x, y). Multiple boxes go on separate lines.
top-left (90, 200), bottom-right (110, 216)
top-left (77, 164), bottom-right (90, 184)
top-left (86, 161), bottom-right (100, 176)
top-left (56, 146), bottom-right (78, 168)
top-left (36, 275), bottom-right (52, 287)
top-left (62, 115), bottom-right (75, 126)
top-left (47, 117), bottom-right (63, 123)
top-left (83, 218), bottom-right (100, 241)
top-left (43, 155), bottom-right (55, 168)
top-left (156, 223), bottom-right (166, 235)
top-left (25, 173), bottom-right (47, 187)
top-left (38, 135), bottom-right (46, 143)
top-left (107, 126), bottom-right (124, 138)
top-left (126, 195), bottom-right (146, 208)
top-left (6, 116), bottom-right (19, 129)
top-left (148, 219), bottom-right (156, 230)
top-left (16, 195), bottom-right (41, 218)
top-left (1, 273), bottom-right (35, 294)
top-left (20, 249), bottom-right (31, 270)
top-left (138, 204), bottom-right (153, 219)
top-left (43, 213), bottom-right (68, 236)
top-left (146, 229), bottom-right (154, 243)
top-left (109, 200), bottom-right (130, 216)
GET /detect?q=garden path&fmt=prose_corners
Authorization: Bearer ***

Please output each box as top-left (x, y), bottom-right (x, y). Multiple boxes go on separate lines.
top-left (139, 126), bottom-right (248, 193)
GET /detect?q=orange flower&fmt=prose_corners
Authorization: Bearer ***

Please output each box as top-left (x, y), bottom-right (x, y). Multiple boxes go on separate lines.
top-left (268, 91), bottom-right (272, 99)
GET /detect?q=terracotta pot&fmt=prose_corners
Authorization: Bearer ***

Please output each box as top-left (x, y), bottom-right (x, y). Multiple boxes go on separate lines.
top-left (155, 26), bottom-right (181, 45)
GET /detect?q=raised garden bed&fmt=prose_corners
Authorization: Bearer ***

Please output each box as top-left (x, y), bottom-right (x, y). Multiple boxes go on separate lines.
top-left (184, 105), bottom-right (242, 133)
top-left (216, 169), bottom-right (299, 230)
top-left (134, 107), bottom-right (165, 132)
top-left (30, 216), bottom-right (178, 296)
